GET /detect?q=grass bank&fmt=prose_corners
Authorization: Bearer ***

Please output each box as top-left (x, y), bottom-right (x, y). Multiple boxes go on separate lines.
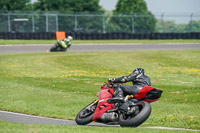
top-left (0, 50), bottom-right (200, 130)
top-left (0, 39), bottom-right (200, 45)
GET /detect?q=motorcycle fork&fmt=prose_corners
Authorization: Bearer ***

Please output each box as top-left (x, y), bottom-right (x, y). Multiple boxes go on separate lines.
top-left (90, 100), bottom-right (99, 106)
top-left (86, 100), bottom-right (99, 111)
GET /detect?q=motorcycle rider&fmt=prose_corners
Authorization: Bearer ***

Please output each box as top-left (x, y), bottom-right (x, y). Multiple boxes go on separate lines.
top-left (57, 36), bottom-right (73, 51)
top-left (108, 68), bottom-right (151, 104)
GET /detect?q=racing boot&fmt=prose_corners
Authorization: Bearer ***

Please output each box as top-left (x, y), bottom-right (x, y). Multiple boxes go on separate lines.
top-left (107, 86), bottom-right (124, 104)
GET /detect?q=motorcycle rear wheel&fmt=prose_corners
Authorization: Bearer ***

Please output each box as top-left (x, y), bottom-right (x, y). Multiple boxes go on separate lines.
top-left (75, 101), bottom-right (97, 125)
top-left (119, 101), bottom-right (151, 127)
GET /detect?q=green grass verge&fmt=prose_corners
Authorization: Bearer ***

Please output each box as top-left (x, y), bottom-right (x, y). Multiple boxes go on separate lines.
top-left (0, 121), bottom-right (197, 133)
top-left (0, 39), bottom-right (200, 45)
top-left (0, 50), bottom-right (200, 130)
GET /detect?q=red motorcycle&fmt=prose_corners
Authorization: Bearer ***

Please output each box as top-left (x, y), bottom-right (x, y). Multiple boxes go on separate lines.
top-left (75, 83), bottom-right (163, 127)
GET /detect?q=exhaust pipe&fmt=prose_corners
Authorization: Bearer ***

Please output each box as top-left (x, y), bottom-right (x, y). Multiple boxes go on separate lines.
top-left (101, 112), bottom-right (118, 122)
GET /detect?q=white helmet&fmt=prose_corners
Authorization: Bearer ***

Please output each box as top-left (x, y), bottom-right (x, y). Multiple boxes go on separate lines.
top-left (68, 36), bottom-right (73, 41)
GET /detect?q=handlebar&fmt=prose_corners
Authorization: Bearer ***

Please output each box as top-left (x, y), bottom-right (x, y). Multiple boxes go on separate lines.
top-left (101, 82), bottom-right (114, 89)
top-left (101, 82), bottom-right (135, 100)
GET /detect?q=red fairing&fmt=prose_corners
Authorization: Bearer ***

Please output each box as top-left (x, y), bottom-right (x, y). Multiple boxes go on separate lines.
top-left (93, 85), bottom-right (115, 121)
top-left (134, 86), bottom-right (160, 103)
top-left (134, 86), bottom-right (155, 99)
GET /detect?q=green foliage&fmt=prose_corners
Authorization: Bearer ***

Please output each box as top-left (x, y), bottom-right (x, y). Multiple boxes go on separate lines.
top-left (0, 0), bottom-right (32, 11)
top-left (156, 19), bottom-right (200, 33)
top-left (107, 0), bottom-right (156, 33)
top-left (114, 0), bottom-right (148, 14)
top-left (156, 19), bottom-right (185, 33)
top-left (186, 20), bottom-right (200, 32)
top-left (0, 0), bottom-right (105, 33)
top-left (1, 0), bottom-right (199, 34)
top-left (32, 0), bottom-right (104, 32)
top-left (33, 0), bottom-right (104, 13)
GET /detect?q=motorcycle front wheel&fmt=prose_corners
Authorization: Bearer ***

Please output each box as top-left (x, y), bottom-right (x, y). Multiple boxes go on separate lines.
top-left (75, 100), bottom-right (97, 125)
top-left (119, 101), bottom-right (151, 127)
top-left (50, 44), bottom-right (59, 52)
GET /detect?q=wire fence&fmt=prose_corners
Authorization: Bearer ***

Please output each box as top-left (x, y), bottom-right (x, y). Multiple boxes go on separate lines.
top-left (0, 11), bottom-right (200, 33)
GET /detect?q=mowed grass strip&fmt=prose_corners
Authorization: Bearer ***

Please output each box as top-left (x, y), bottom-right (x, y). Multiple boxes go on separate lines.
top-left (0, 39), bottom-right (200, 45)
top-left (0, 50), bottom-right (200, 129)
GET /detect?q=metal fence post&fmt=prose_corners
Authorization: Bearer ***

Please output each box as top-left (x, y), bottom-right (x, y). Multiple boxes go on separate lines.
top-left (46, 14), bottom-right (48, 32)
top-left (190, 13), bottom-right (193, 32)
top-left (102, 15), bottom-right (106, 33)
top-left (32, 15), bottom-right (35, 32)
top-left (132, 15), bottom-right (135, 33)
top-left (56, 14), bottom-right (58, 31)
top-left (8, 13), bottom-right (11, 32)
top-left (161, 13), bottom-right (165, 33)
top-left (75, 14), bottom-right (77, 31)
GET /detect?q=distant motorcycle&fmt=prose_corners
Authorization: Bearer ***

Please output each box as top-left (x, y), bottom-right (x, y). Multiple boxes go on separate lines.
top-left (76, 82), bottom-right (163, 127)
top-left (50, 42), bottom-right (70, 52)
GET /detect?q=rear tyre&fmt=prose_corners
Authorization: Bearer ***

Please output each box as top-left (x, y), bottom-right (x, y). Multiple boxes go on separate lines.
top-left (75, 101), bottom-right (97, 125)
top-left (119, 101), bottom-right (151, 127)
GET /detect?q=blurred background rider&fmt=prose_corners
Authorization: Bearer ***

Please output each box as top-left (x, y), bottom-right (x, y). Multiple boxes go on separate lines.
top-left (57, 36), bottom-right (73, 51)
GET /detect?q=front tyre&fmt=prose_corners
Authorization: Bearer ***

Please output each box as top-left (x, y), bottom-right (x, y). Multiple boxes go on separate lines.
top-left (50, 44), bottom-right (59, 52)
top-left (75, 101), bottom-right (97, 125)
top-left (119, 101), bottom-right (151, 127)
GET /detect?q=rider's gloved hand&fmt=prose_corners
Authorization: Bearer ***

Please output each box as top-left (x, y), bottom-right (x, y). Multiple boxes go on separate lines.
top-left (108, 78), bottom-right (115, 84)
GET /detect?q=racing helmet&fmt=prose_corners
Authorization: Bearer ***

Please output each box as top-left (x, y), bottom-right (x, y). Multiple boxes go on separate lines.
top-left (133, 68), bottom-right (145, 74)
top-left (67, 36), bottom-right (73, 41)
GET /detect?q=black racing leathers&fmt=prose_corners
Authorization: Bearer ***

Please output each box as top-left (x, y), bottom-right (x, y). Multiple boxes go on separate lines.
top-left (112, 70), bottom-right (151, 96)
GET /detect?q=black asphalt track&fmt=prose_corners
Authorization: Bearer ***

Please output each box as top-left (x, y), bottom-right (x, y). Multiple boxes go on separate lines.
top-left (0, 43), bottom-right (200, 54)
